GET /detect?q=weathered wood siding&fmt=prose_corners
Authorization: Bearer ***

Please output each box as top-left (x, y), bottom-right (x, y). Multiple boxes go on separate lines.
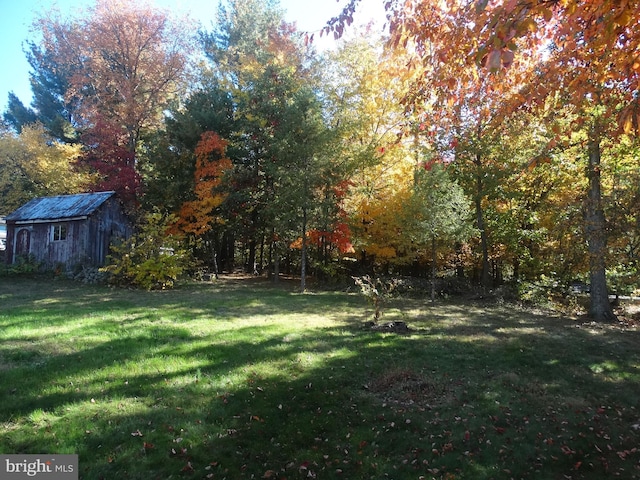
top-left (24, 220), bottom-right (84, 267)
top-left (85, 197), bottom-right (131, 265)
top-left (5, 196), bottom-right (131, 269)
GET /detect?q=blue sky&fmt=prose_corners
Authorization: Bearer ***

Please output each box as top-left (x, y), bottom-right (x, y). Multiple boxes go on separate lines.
top-left (0, 0), bottom-right (385, 112)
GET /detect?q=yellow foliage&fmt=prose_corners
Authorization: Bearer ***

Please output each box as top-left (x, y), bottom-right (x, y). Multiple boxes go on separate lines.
top-left (0, 124), bottom-right (89, 208)
top-left (347, 152), bottom-right (418, 264)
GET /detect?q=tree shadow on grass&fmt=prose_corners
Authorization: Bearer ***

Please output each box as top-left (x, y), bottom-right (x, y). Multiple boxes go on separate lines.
top-left (1, 278), bottom-right (639, 479)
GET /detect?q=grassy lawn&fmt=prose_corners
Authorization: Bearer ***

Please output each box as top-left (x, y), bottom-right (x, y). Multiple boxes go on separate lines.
top-left (1, 275), bottom-right (639, 479)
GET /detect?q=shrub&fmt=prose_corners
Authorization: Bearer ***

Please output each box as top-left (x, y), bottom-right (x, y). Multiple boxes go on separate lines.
top-left (9, 254), bottom-right (42, 275)
top-left (102, 212), bottom-right (193, 290)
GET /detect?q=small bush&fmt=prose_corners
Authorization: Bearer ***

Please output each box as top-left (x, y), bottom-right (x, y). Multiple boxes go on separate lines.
top-left (102, 212), bottom-right (193, 290)
top-left (8, 254), bottom-right (42, 275)
top-left (517, 279), bottom-right (555, 307)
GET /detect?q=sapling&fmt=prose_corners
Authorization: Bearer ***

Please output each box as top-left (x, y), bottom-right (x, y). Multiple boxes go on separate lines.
top-left (352, 275), bottom-right (397, 321)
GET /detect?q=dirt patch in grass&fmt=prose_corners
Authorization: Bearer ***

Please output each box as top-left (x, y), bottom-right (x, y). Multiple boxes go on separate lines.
top-left (366, 368), bottom-right (461, 409)
top-left (0, 360), bottom-right (12, 371)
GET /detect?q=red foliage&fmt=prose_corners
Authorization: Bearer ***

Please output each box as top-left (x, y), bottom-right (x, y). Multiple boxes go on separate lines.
top-left (306, 222), bottom-right (354, 254)
top-left (291, 179), bottom-right (355, 254)
top-left (333, 179), bottom-right (355, 199)
top-left (79, 117), bottom-right (141, 208)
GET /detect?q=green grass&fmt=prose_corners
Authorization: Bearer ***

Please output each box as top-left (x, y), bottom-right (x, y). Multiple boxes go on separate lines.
top-left (1, 275), bottom-right (639, 479)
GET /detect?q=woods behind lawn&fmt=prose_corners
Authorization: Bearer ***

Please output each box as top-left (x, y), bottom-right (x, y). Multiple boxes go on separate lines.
top-left (0, 277), bottom-right (639, 480)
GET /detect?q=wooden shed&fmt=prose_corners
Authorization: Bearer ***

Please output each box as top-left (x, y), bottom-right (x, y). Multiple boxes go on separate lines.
top-left (4, 191), bottom-right (132, 269)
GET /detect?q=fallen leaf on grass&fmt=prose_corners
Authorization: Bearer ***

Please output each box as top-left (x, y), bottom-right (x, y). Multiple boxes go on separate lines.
top-left (170, 447), bottom-right (188, 458)
top-left (616, 449), bottom-right (634, 460)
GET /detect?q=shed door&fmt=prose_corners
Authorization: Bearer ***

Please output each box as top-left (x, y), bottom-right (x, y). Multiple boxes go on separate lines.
top-left (15, 228), bottom-right (30, 257)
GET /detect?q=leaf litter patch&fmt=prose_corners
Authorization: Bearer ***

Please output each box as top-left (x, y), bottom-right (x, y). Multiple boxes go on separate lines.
top-left (365, 368), bottom-right (460, 409)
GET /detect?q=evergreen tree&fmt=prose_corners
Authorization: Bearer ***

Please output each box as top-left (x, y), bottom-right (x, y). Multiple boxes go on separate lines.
top-left (2, 93), bottom-right (37, 134)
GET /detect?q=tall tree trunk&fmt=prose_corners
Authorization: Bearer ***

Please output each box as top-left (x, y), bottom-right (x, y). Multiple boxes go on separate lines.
top-left (474, 153), bottom-right (491, 292)
top-left (273, 241), bottom-right (280, 283)
top-left (266, 228), bottom-right (274, 279)
top-left (247, 240), bottom-right (256, 274)
top-left (430, 235), bottom-right (436, 303)
top-left (259, 234), bottom-right (265, 275)
top-left (454, 243), bottom-right (465, 278)
top-left (246, 208), bottom-right (259, 274)
top-left (212, 233), bottom-right (220, 279)
top-left (222, 231), bottom-right (235, 272)
top-left (585, 133), bottom-right (616, 322)
top-left (301, 206), bottom-right (307, 292)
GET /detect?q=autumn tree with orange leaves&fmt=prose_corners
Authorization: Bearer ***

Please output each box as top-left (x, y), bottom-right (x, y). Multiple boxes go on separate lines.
top-left (166, 131), bottom-right (232, 277)
top-left (174, 131), bottom-right (232, 237)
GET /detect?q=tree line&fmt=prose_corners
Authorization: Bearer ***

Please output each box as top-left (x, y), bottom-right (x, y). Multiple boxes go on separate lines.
top-left (1, 0), bottom-right (639, 322)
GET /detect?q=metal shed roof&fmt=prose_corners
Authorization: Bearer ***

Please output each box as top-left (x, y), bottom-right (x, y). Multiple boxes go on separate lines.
top-left (5, 191), bottom-right (116, 222)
